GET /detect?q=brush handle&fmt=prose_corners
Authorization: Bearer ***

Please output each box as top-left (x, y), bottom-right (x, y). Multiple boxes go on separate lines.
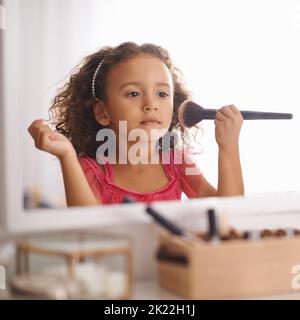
top-left (207, 208), bottom-right (219, 240)
top-left (241, 110), bottom-right (293, 119)
top-left (146, 206), bottom-right (185, 237)
top-left (203, 109), bottom-right (293, 120)
top-left (123, 196), bottom-right (185, 236)
top-left (123, 196), bottom-right (186, 237)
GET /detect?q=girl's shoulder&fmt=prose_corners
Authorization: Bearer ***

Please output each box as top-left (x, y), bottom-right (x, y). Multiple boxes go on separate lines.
top-left (77, 155), bottom-right (104, 175)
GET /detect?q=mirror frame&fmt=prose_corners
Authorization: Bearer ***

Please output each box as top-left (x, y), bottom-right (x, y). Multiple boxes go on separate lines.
top-left (2, 0), bottom-right (300, 235)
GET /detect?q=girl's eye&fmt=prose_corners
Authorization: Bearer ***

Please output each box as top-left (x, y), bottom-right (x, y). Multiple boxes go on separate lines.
top-left (158, 92), bottom-right (169, 98)
top-left (127, 92), bottom-right (140, 97)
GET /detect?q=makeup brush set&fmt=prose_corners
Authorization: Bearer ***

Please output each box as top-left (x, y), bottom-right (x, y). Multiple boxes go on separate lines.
top-left (123, 197), bottom-right (300, 299)
top-left (154, 208), bottom-right (300, 299)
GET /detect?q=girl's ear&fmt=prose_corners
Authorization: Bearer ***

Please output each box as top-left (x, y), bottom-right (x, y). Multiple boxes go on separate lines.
top-left (93, 101), bottom-right (111, 126)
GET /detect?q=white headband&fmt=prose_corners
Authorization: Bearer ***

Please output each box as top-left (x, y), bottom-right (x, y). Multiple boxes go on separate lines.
top-left (91, 60), bottom-right (104, 100)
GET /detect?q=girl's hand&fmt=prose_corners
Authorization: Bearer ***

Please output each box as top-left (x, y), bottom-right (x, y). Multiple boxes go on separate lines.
top-left (28, 119), bottom-right (76, 160)
top-left (214, 105), bottom-right (243, 150)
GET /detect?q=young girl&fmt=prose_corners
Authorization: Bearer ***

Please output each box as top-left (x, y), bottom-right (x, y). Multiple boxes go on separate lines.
top-left (28, 42), bottom-right (244, 206)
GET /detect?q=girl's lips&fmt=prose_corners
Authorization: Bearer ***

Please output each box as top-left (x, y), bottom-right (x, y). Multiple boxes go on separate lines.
top-left (140, 120), bottom-right (161, 125)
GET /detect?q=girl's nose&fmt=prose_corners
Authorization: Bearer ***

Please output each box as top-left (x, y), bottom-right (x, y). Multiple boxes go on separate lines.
top-left (142, 94), bottom-right (158, 112)
top-left (143, 105), bottom-right (158, 112)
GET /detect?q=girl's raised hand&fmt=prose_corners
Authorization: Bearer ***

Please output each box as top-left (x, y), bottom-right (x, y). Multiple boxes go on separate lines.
top-left (214, 105), bottom-right (244, 150)
top-left (28, 119), bottom-right (76, 160)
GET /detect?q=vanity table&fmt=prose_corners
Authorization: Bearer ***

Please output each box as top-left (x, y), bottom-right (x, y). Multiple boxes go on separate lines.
top-left (1, 192), bottom-right (300, 300)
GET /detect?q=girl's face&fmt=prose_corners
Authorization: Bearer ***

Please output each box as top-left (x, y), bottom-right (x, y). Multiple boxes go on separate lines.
top-left (95, 54), bottom-right (174, 144)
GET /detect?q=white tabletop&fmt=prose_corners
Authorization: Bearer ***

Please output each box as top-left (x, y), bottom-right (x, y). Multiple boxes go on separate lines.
top-left (2, 279), bottom-right (300, 300)
top-left (132, 280), bottom-right (300, 300)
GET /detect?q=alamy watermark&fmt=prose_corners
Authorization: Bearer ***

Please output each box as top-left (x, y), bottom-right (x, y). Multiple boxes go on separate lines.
top-left (95, 121), bottom-right (200, 175)
top-left (291, 265), bottom-right (300, 290)
top-left (0, 5), bottom-right (6, 31)
top-left (0, 264), bottom-right (5, 290)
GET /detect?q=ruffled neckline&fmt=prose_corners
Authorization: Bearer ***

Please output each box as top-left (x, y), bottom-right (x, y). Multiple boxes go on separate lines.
top-left (84, 150), bottom-right (178, 196)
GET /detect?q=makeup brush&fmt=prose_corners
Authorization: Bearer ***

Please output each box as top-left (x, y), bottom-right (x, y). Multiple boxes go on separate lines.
top-left (178, 100), bottom-right (293, 128)
top-left (122, 196), bottom-right (198, 240)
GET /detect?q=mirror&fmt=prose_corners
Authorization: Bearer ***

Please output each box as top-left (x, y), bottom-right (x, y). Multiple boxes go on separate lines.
top-left (1, 0), bottom-right (300, 233)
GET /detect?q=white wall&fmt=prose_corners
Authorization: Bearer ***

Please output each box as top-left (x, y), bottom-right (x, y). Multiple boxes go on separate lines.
top-left (14, 0), bottom-right (300, 206)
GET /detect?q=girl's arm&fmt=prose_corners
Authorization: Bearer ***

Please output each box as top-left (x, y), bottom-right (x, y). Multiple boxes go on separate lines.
top-left (184, 147), bottom-right (244, 198)
top-left (28, 119), bottom-right (101, 207)
top-left (181, 104), bottom-right (244, 198)
top-left (214, 105), bottom-right (244, 196)
top-left (60, 153), bottom-right (101, 206)
top-left (217, 144), bottom-right (244, 196)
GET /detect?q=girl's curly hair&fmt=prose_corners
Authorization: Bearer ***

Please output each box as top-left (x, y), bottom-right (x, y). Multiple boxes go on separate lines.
top-left (49, 42), bottom-right (196, 158)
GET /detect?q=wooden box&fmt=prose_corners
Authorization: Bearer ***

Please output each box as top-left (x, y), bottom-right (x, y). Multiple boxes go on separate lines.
top-left (156, 231), bottom-right (300, 299)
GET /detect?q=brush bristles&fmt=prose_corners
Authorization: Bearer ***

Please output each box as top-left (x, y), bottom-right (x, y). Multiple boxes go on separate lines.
top-left (178, 100), bottom-right (203, 128)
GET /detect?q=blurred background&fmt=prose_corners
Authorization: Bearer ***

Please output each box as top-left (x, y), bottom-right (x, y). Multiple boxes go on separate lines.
top-left (3, 0), bottom-right (300, 209)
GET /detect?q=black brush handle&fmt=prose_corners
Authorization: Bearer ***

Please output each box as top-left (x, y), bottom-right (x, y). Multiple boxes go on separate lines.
top-left (146, 206), bottom-right (185, 237)
top-left (202, 109), bottom-right (293, 120)
top-left (123, 196), bottom-right (185, 237)
top-left (156, 246), bottom-right (189, 265)
top-left (241, 110), bottom-right (293, 120)
top-left (207, 208), bottom-right (219, 240)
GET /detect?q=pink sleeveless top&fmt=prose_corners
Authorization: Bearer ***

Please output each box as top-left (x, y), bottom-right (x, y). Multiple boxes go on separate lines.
top-left (78, 149), bottom-right (203, 204)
